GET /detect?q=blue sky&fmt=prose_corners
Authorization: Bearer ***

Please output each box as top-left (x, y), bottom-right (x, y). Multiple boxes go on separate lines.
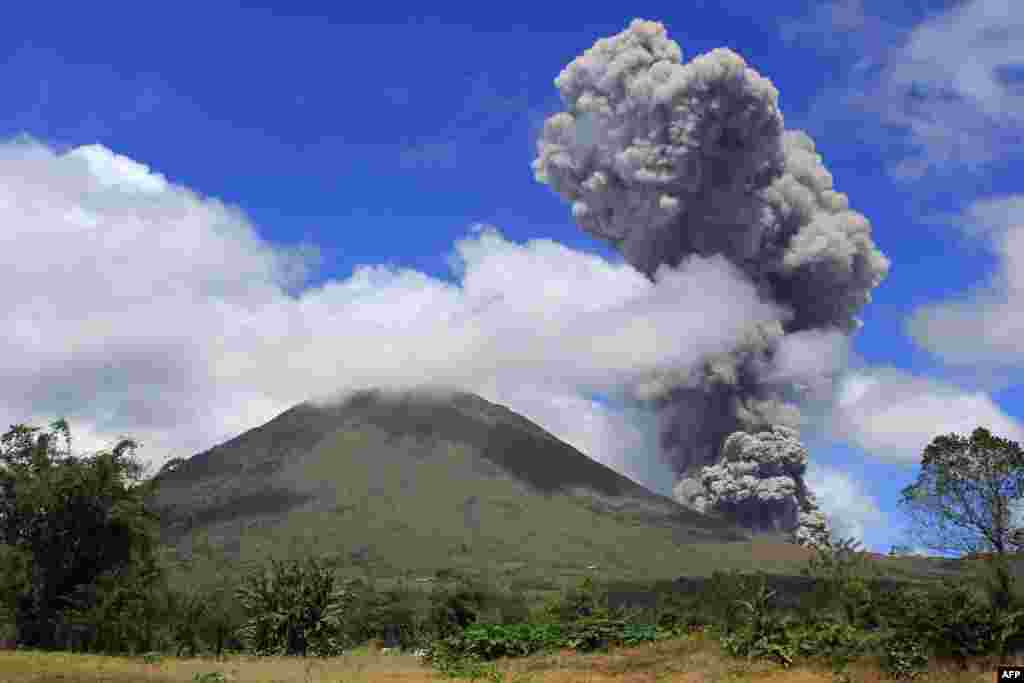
top-left (3, 1), bottom-right (1023, 557)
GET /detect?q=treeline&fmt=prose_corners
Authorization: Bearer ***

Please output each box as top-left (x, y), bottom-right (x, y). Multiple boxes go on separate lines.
top-left (4, 419), bottom-right (1024, 680)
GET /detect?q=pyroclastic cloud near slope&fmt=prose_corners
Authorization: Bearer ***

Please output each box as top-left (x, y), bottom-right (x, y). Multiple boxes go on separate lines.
top-left (532, 19), bottom-right (889, 542)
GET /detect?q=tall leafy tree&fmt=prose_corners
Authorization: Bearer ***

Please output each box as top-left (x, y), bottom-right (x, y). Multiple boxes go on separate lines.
top-left (899, 426), bottom-right (1024, 613)
top-left (0, 419), bottom-right (165, 649)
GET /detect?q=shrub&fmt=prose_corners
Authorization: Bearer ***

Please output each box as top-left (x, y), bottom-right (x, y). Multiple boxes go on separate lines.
top-left (788, 618), bottom-right (877, 672)
top-left (538, 576), bottom-right (608, 623)
top-left (232, 554), bottom-right (353, 657)
top-left (915, 579), bottom-right (998, 669)
top-left (719, 613), bottom-right (797, 669)
top-left (713, 574), bottom-right (797, 669)
top-left (345, 584), bottom-right (425, 650)
top-left (800, 536), bottom-right (883, 629)
top-left (428, 582), bottom-right (488, 640)
top-left (421, 616), bottom-right (664, 675)
top-left (700, 569), bottom-right (767, 634)
top-left (880, 632), bottom-right (930, 680)
top-left (653, 588), bottom-right (709, 636)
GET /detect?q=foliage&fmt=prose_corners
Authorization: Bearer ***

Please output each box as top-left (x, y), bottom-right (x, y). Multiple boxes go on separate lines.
top-left (422, 616), bottom-right (666, 676)
top-left (232, 554), bottom-right (354, 657)
top-left (428, 580), bottom-right (489, 639)
top-left (56, 547), bottom-right (169, 654)
top-left (879, 632), bottom-right (930, 680)
top-left (192, 673), bottom-right (227, 683)
top-left (654, 607), bottom-right (707, 637)
top-left (430, 623), bottom-right (564, 661)
top-left (162, 533), bottom-right (254, 657)
top-left (898, 426), bottom-right (1024, 560)
top-left (714, 571), bottom-right (797, 668)
top-left (699, 569), bottom-right (776, 634)
top-left (879, 578), bottom-right (1005, 670)
top-left (790, 619), bottom-right (878, 672)
top-left (0, 420), bottom-right (164, 650)
top-left (924, 579), bottom-right (1001, 668)
top-left (800, 536), bottom-right (884, 629)
top-left (537, 575), bottom-right (608, 623)
top-left (343, 582), bottom-right (425, 650)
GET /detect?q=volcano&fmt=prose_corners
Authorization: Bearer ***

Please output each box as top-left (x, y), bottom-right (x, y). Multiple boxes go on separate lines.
top-left (148, 388), bottom-right (819, 585)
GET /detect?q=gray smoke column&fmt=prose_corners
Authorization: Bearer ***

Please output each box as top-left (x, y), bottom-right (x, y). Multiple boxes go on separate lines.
top-left (532, 19), bottom-right (889, 546)
top-left (673, 426), bottom-right (831, 546)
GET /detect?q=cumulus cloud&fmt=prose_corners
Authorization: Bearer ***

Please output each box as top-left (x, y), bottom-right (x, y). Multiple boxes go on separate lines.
top-left (783, 0), bottom-right (1024, 177)
top-left (804, 463), bottom-right (885, 546)
top-left (906, 195), bottom-right (1024, 366)
top-left (1, 135), bottom-right (781, 478)
top-left (826, 366), bottom-right (1024, 463)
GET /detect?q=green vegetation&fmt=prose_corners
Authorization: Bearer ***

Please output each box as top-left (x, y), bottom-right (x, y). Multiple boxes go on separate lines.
top-left (147, 393), bottom-right (769, 591)
top-left (4, 418), bottom-right (1024, 682)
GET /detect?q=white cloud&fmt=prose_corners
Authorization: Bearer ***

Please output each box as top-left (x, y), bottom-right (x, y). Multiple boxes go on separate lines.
top-left (804, 463), bottom-right (885, 546)
top-left (906, 195), bottom-right (1024, 366)
top-left (784, 0), bottom-right (1024, 177)
top-left (1, 136), bottom-right (785, 479)
top-left (826, 366), bottom-right (1024, 462)
top-left (67, 144), bottom-right (169, 194)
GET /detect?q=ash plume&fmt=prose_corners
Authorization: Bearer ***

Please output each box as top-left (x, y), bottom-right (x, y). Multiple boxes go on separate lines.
top-left (532, 19), bottom-right (889, 546)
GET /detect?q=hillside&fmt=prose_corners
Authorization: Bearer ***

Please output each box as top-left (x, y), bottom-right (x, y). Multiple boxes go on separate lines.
top-left (147, 388), bottom-right (823, 589)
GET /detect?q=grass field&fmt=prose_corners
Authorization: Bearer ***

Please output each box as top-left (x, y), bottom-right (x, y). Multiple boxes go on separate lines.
top-left (0, 629), bottom-right (1014, 683)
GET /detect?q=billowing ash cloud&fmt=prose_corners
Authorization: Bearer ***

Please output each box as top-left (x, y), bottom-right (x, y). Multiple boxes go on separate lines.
top-left (674, 426), bottom-right (831, 548)
top-left (533, 19), bottom-right (889, 545)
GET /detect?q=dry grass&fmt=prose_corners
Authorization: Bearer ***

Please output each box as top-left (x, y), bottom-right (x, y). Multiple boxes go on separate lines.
top-left (0, 631), bottom-right (1018, 683)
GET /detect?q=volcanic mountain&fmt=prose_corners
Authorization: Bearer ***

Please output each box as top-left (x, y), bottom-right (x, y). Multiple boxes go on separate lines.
top-left (148, 388), bottom-right (820, 586)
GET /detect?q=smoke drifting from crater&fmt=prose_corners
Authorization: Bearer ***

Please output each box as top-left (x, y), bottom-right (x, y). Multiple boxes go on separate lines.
top-left (533, 19), bottom-right (889, 542)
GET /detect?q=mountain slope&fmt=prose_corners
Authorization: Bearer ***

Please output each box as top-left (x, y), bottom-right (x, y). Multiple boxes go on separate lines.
top-left (149, 388), bottom-right (819, 586)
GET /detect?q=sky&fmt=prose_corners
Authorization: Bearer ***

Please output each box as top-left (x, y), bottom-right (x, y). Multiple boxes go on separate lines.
top-left (2, 0), bottom-right (1023, 557)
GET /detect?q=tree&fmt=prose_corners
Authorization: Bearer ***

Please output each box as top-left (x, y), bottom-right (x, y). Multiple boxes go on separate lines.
top-left (898, 426), bottom-right (1024, 614)
top-left (0, 419), bottom-right (165, 650)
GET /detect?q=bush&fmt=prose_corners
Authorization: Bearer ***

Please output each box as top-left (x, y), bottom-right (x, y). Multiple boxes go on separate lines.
top-left (337, 581), bottom-right (427, 651)
top-left (880, 632), bottom-right (930, 680)
top-left (232, 555), bottom-right (353, 657)
top-left (428, 582), bottom-right (488, 640)
top-left (800, 537), bottom-right (883, 630)
top-left (911, 579), bottom-right (998, 669)
top-left (710, 569), bottom-right (879, 671)
top-left (445, 623), bottom-right (564, 660)
top-left (421, 616), bottom-right (665, 675)
top-left (653, 589), bottom-right (709, 636)
top-left (719, 613), bottom-right (797, 669)
top-left (565, 616), bottom-right (628, 653)
top-left (788, 619), bottom-right (877, 672)
top-left (713, 573), bottom-right (797, 669)
top-left (700, 570), bottom-right (767, 634)
top-left (538, 576), bottom-right (608, 623)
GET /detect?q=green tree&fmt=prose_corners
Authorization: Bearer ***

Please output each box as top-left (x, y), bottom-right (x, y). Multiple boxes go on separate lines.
top-left (899, 426), bottom-right (1024, 616)
top-left (160, 530), bottom-right (250, 658)
top-left (0, 419), bottom-right (165, 650)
